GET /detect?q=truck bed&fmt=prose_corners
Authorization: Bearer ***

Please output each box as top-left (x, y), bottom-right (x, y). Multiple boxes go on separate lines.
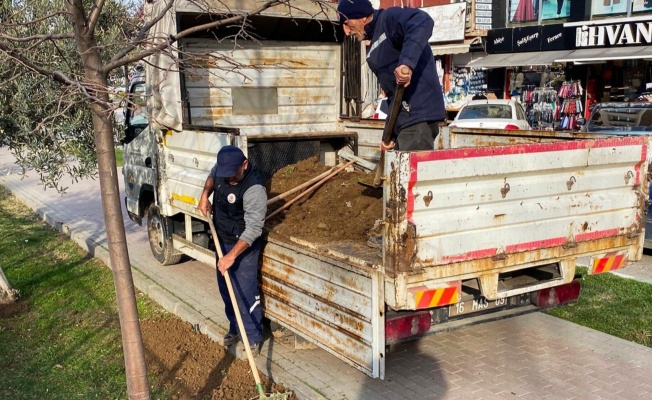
top-left (259, 128), bottom-right (649, 379)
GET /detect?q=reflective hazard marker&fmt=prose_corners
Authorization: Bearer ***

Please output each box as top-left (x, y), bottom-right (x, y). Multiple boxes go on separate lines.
top-left (411, 282), bottom-right (460, 309)
top-left (591, 252), bottom-right (626, 274)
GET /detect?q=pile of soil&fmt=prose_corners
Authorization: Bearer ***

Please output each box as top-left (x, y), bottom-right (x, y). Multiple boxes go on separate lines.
top-left (265, 157), bottom-right (382, 244)
top-left (142, 317), bottom-right (295, 400)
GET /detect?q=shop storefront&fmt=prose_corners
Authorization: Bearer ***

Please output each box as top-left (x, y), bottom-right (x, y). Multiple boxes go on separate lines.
top-left (559, 17), bottom-right (652, 107)
top-left (467, 16), bottom-right (652, 130)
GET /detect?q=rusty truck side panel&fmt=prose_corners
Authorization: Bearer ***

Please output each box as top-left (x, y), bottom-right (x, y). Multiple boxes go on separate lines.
top-left (383, 133), bottom-right (648, 309)
top-left (261, 239), bottom-right (386, 379)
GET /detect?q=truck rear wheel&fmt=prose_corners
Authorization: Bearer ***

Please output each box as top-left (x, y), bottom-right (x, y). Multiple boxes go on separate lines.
top-left (146, 203), bottom-right (182, 265)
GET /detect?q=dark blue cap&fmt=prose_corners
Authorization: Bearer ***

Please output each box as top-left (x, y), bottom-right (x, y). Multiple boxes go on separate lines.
top-left (215, 145), bottom-right (246, 177)
top-left (337, 0), bottom-right (373, 24)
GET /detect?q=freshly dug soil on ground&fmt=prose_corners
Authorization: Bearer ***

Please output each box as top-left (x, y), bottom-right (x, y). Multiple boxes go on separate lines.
top-left (266, 157), bottom-right (383, 243)
top-left (0, 302), bottom-right (295, 400)
top-left (141, 316), bottom-right (295, 400)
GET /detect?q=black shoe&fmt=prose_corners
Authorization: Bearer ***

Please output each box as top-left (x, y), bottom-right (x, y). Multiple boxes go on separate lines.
top-left (367, 235), bottom-right (382, 249)
top-left (223, 332), bottom-right (240, 346)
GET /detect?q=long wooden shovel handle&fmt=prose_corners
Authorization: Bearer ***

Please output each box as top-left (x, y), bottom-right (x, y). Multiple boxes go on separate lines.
top-left (266, 159), bottom-right (355, 220)
top-left (206, 217), bottom-right (265, 396)
top-left (373, 66), bottom-right (411, 187)
top-left (267, 168), bottom-right (334, 206)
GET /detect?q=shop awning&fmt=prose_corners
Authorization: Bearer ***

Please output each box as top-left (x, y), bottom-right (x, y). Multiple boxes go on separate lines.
top-left (466, 50), bottom-right (573, 68)
top-left (556, 46), bottom-right (652, 63)
top-left (430, 43), bottom-right (470, 56)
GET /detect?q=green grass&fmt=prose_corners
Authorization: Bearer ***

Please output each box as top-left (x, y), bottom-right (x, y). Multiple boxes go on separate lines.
top-left (0, 185), bottom-right (168, 400)
top-left (115, 147), bottom-right (123, 167)
top-left (547, 267), bottom-right (652, 347)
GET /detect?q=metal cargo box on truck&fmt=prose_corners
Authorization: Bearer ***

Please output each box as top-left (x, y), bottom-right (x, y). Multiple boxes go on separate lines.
top-left (260, 128), bottom-right (648, 379)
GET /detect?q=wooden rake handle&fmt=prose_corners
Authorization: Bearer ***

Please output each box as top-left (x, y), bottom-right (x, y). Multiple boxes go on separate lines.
top-left (205, 217), bottom-right (266, 397)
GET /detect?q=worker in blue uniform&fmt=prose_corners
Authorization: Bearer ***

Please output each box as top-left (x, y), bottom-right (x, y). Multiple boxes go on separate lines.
top-left (337, 0), bottom-right (446, 151)
top-left (199, 145), bottom-right (267, 356)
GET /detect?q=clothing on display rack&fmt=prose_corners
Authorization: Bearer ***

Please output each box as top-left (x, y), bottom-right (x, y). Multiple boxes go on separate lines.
top-left (558, 81), bottom-right (584, 130)
top-left (522, 87), bottom-right (559, 130)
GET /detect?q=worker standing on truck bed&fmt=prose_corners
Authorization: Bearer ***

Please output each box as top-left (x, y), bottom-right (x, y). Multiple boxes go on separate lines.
top-left (198, 146), bottom-right (267, 355)
top-left (337, 0), bottom-right (446, 152)
top-left (338, 0), bottom-right (446, 248)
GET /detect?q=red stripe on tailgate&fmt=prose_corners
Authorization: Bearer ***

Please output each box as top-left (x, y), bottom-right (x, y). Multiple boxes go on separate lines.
top-left (440, 248), bottom-right (498, 264)
top-left (505, 237), bottom-right (567, 252)
top-left (575, 228), bottom-right (620, 242)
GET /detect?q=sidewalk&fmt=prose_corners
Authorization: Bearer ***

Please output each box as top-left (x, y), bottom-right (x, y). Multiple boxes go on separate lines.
top-left (2, 146), bottom-right (652, 400)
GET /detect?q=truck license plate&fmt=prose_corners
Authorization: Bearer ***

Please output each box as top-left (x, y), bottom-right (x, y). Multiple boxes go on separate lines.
top-left (448, 296), bottom-right (508, 317)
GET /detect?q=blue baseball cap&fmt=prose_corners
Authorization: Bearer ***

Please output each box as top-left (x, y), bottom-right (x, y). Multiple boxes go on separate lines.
top-left (337, 0), bottom-right (373, 24)
top-left (215, 145), bottom-right (246, 177)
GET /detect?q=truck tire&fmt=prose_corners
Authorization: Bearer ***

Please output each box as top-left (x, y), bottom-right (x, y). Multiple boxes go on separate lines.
top-left (146, 203), bottom-right (182, 265)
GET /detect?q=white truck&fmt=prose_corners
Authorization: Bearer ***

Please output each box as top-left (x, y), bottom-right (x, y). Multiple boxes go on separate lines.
top-left (122, 0), bottom-right (649, 378)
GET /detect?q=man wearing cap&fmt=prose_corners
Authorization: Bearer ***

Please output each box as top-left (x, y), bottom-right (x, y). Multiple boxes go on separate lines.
top-left (198, 145), bottom-right (267, 355)
top-left (337, 0), bottom-right (445, 151)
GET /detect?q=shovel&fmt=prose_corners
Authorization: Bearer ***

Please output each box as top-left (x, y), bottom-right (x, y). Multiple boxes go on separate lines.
top-left (206, 217), bottom-right (291, 400)
top-left (371, 66), bottom-right (411, 187)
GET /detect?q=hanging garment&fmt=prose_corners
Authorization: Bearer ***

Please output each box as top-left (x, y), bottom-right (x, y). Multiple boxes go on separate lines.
top-left (513, 0), bottom-right (535, 22)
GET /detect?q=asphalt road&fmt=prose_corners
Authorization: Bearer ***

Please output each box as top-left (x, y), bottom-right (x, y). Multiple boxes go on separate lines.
top-left (2, 146), bottom-right (652, 400)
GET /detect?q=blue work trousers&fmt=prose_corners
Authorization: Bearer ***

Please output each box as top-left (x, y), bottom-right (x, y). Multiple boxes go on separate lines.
top-left (216, 239), bottom-right (263, 344)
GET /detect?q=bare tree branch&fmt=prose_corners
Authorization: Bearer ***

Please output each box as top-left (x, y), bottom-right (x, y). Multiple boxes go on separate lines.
top-left (3, 9), bottom-right (67, 28)
top-left (108, 0), bottom-right (175, 64)
top-left (0, 33), bottom-right (75, 42)
top-left (87, 0), bottom-right (106, 35)
top-left (103, 0), bottom-right (289, 73)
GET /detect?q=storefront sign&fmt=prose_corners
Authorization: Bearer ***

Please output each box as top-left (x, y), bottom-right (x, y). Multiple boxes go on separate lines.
top-left (513, 26), bottom-right (540, 52)
top-left (421, 3), bottom-right (466, 43)
top-left (541, 25), bottom-right (565, 50)
top-left (574, 19), bottom-right (652, 47)
top-left (474, 0), bottom-right (492, 30)
top-left (487, 28), bottom-right (513, 53)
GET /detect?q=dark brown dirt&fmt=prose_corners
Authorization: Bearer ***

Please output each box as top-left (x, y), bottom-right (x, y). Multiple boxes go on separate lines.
top-left (141, 316), bottom-right (295, 400)
top-left (0, 302), bottom-right (294, 400)
top-left (0, 301), bottom-right (28, 318)
top-left (266, 156), bottom-right (383, 243)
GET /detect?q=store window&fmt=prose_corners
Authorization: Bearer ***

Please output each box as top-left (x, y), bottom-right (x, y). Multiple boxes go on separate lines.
top-left (633, 0), bottom-right (652, 13)
top-left (510, 0), bottom-right (537, 23)
top-left (509, 0), bottom-right (571, 24)
top-left (593, 0), bottom-right (652, 16)
top-left (593, 0), bottom-right (629, 16)
top-left (542, 0), bottom-right (570, 20)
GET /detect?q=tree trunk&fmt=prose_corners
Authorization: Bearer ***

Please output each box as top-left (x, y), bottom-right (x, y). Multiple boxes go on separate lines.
top-left (92, 101), bottom-right (151, 400)
top-left (0, 266), bottom-right (18, 304)
top-left (66, 1), bottom-right (150, 398)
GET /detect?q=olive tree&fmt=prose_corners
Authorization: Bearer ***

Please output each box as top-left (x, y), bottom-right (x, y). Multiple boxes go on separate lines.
top-left (0, 0), bottom-right (333, 398)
